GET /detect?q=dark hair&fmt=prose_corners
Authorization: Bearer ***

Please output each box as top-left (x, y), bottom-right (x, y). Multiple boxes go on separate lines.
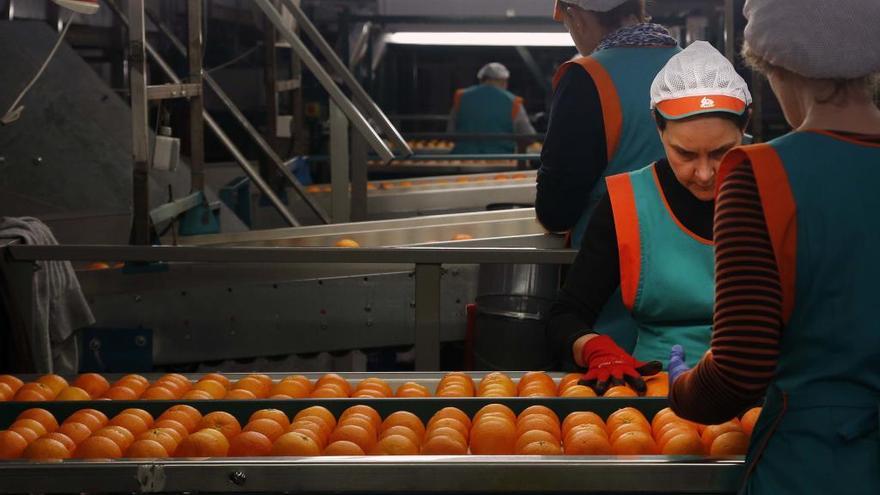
top-left (654, 109), bottom-right (751, 131)
top-left (595, 0), bottom-right (648, 29)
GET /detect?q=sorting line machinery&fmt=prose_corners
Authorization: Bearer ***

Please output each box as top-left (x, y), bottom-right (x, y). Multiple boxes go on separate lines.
top-left (0, 372), bottom-right (744, 494)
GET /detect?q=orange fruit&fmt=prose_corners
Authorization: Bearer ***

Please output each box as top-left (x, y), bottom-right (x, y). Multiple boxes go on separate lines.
top-left (248, 409), bottom-right (289, 429)
top-left (340, 405), bottom-right (381, 430)
top-left (200, 373), bottom-right (232, 389)
top-left (604, 386), bottom-right (638, 397)
top-left (11, 418), bottom-right (48, 438)
top-left (0, 382), bottom-right (12, 401)
top-left (159, 373), bottom-right (191, 389)
top-left (310, 384), bottom-right (348, 398)
top-left (153, 420), bottom-right (189, 441)
top-left (199, 411), bottom-right (241, 440)
top-left (176, 429), bottom-right (230, 457)
top-left (421, 434), bottom-right (468, 455)
top-left (24, 438), bottom-right (71, 460)
top-left (233, 377), bottom-right (268, 398)
top-left (102, 385), bottom-right (140, 400)
top-left (164, 404), bottom-right (201, 423)
top-left (224, 388), bottom-right (257, 400)
top-left (280, 375), bottom-right (313, 391)
top-left (518, 440), bottom-right (563, 455)
top-left (381, 411), bottom-right (425, 440)
top-left (334, 239), bottom-right (360, 248)
top-left (701, 422), bottom-right (744, 453)
top-left (740, 407), bottom-right (762, 437)
top-left (563, 430), bottom-right (612, 455)
top-left (73, 374), bottom-right (111, 399)
top-left (120, 408), bottom-right (155, 426)
top-left (289, 426), bottom-right (327, 450)
top-left (245, 418), bottom-right (285, 442)
top-left (109, 413), bottom-right (150, 436)
top-left (606, 408), bottom-right (650, 433)
top-left (425, 426), bottom-right (468, 448)
top-left (395, 382), bottom-right (431, 397)
top-left (248, 374), bottom-right (274, 391)
top-left (564, 424), bottom-right (609, 445)
top-left (140, 386), bottom-right (178, 400)
top-left (611, 431), bottom-right (657, 455)
top-left (153, 380), bottom-right (186, 398)
top-left (15, 383), bottom-right (55, 401)
top-left (562, 412), bottom-right (606, 436)
top-left (292, 416), bottom-right (333, 439)
top-left (56, 387), bottom-right (91, 401)
top-left (229, 431), bottom-right (273, 457)
top-left (93, 426), bottom-right (136, 451)
top-left (75, 435), bottom-right (123, 459)
top-left (9, 426), bottom-right (40, 444)
top-left (316, 374), bottom-right (351, 395)
top-left (0, 375), bottom-right (24, 394)
top-left (159, 411), bottom-right (199, 433)
top-left (56, 422), bottom-right (92, 445)
top-left (651, 407), bottom-right (678, 431)
top-left (181, 390), bottom-right (212, 400)
top-left (436, 386), bottom-right (472, 397)
top-left (37, 374), bottom-right (69, 397)
top-left (329, 424), bottom-right (376, 453)
top-left (644, 372), bottom-right (669, 397)
top-left (355, 378), bottom-right (393, 396)
top-left (516, 415), bottom-right (562, 440)
top-left (295, 406), bottom-right (337, 431)
top-left (514, 430), bottom-right (559, 452)
top-left (17, 408), bottom-right (59, 432)
top-left (557, 373), bottom-right (582, 394)
top-left (352, 388), bottom-right (387, 399)
top-left (428, 407), bottom-right (471, 430)
top-left (469, 418), bottom-right (516, 455)
top-left (561, 385), bottom-right (598, 397)
top-left (0, 430), bottom-right (28, 459)
top-left (519, 405), bottom-right (560, 423)
top-left (44, 432), bottom-right (76, 453)
top-left (380, 425), bottom-right (421, 447)
top-left (474, 404), bottom-right (516, 422)
top-left (516, 372), bottom-right (555, 394)
top-left (373, 434), bottom-right (418, 455)
top-left (338, 415), bottom-right (377, 436)
top-left (126, 439), bottom-right (168, 458)
top-left (610, 422), bottom-right (651, 444)
top-left (426, 418), bottom-right (469, 440)
top-left (661, 430), bottom-right (704, 455)
top-left (655, 421), bottom-right (697, 447)
top-left (116, 374), bottom-right (150, 393)
top-left (710, 431), bottom-right (750, 456)
top-left (323, 440), bottom-right (365, 456)
top-left (65, 411), bottom-right (105, 432)
top-left (270, 380), bottom-right (310, 398)
top-left (272, 431), bottom-right (321, 456)
top-left (137, 428), bottom-right (176, 455)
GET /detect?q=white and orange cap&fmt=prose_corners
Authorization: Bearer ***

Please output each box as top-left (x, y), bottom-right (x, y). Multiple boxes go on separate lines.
top-left (554, 0), bottom-right (630, 21)
top-left (650, 41), bottom-right (752, 120)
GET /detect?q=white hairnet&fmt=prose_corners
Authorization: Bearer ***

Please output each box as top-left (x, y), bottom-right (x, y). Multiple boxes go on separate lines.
top-left (478, 63), bottom-right (510, 81)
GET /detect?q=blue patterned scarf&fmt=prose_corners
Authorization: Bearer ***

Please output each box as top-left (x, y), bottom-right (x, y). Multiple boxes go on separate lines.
top-left (596, 23), bottom-right (679, 52)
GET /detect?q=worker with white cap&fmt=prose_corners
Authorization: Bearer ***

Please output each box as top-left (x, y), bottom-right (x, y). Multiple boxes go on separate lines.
top-left (669, 1), bottom-right (880, 492)
top-left (538, 0), bottom-right (680, 365)
top-left (449, 62), bottom-right (535, 154)
top-left (537, 0), bottom-right (680, 248)
top-left (547, 41), bottom-right (752, 395)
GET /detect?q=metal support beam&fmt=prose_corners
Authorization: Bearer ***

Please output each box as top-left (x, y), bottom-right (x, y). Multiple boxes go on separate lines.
top-left (127, 0), bottom-right (151, 245)
top-left (142, 7), bottom-right (329, 224)
top-left (146, 83), bottom-right (201, 100)
top-left (514, 46), bottom-right (550, 94)
top-left (106, 0), bottom-right (299, 227)
top-left (187, 0), bottom-right (205, 192)
top-left (723, 0), bottom-right (736, 62)
top-left (350, 131), bottom-right (369, 221)
top-left (329, 101), bottom-right (350, 222)
top-left (414, 263), bottom-right (442, 371)
top-left (253, 0), bottom-right (396, 164)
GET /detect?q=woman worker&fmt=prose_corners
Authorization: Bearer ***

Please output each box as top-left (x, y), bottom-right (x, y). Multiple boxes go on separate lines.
top-left (536, 0), bottom-right (680, 247)
top-left (669, 1), bottom-right (880, 493)
top-left (547, 42), bottom-right (752, 395)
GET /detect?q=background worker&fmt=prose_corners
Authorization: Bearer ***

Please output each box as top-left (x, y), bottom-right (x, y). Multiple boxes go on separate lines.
top-left (669, 1), bottom-right (880, 493)
top-left (536, 0), bottom-right (680, 247)
top-left (448, 63), bottom-right (535, 155)
top-left (547, 42), bottom-right (752, 394)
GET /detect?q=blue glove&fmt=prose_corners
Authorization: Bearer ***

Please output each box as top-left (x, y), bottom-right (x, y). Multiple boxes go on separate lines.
top-left (668, 345), bottom-right (691, 383)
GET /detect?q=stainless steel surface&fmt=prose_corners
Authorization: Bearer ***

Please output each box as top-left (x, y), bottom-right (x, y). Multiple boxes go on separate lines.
top-left (350, 132), bottom-right (369, 221)
top-left (106, 0), bottom-right (299, 228)
top-left (149, 192), bottom-right (202, 225)
top-left (187, 0), bottom-right (205, 192)
top-left (253, 0), bottom-right (395, 163)
top-left (145, 82), bottom-right (201, 100)
top-left (415, 264), bottom-right (442, 370)
top-left (477, 264), bottom-right (560, 319)
top-left (279, 0), bottom-right (412, 158)
top-left (330, 101), bottom-right (351, 222)
top-left (128, 0), bottom-right (150, 245)
top-left (0, 457), bottom-right (744, 493)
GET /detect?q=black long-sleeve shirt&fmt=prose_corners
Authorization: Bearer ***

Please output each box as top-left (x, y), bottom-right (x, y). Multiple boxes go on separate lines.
top-left (536, 66), bottom-right (607, 232)
top-left (546, 159), bottom-right (715, 370)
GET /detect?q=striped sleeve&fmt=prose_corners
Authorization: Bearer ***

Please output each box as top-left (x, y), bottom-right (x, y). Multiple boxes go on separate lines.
top-left (670, 160), bottom-right (782, 424)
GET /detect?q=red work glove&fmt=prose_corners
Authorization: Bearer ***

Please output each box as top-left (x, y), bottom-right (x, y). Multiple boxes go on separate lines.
top-left (578, 335), bottom-right (662, 396)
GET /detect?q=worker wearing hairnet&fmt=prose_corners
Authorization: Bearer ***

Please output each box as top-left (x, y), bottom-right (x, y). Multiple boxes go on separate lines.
top-left (449, 63), bottom-right (535, 154)
top-left (547, 42), bottom-right (752, 395)
top-left (669, 1), bottom-right (880, 493)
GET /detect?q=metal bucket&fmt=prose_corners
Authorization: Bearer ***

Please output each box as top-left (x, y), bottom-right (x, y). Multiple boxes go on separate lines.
top-left (473, 263), bottom-right (560, 370)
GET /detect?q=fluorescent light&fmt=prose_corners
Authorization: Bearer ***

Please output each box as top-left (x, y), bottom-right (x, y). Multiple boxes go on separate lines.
top-left (384, 32), bottom-right (574, 47)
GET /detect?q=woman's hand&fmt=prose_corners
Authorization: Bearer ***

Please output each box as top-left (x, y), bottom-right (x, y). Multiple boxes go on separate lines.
top-left (668, 345), bottom-right (691, 383)
top-left (576, 335), bottom-right (662, 395)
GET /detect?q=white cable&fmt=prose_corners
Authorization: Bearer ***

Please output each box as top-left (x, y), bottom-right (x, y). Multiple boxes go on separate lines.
top-left (2, 13), bottom-right (76, 125)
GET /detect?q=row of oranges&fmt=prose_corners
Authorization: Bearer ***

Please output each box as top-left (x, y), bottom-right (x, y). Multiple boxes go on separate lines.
top-left (0, 402), bottom-right (761, 460)
top-left (0, 372), bottom-right (666, 402)
top-left (304, 172), bottom-right (533, 194)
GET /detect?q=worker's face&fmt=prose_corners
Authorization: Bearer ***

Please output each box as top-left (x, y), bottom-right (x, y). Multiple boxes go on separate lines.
top-left (660, 116), bottom-right (744, 201)
top-left (561, 6), bottom-right (605, 55)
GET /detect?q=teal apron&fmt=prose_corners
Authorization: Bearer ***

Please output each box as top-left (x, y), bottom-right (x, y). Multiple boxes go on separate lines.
top-left (605, 163), bottom-right (713, 365)
top-left (721, 132), bottom-right (880, 494)
top-left (452, 85), bottom-right (518, 155)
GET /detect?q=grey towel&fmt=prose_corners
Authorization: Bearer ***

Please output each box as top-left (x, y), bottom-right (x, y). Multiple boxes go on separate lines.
top-left (0, 217), bottom-right (94, 372)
